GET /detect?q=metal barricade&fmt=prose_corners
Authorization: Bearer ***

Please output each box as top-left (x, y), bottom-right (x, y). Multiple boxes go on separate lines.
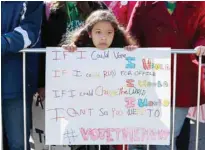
top-left (1, 48), bottom-right (203, 150)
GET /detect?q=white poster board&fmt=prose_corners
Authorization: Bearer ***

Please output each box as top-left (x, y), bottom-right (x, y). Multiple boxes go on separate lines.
top-left (45, 48), bottom-right (171, 145)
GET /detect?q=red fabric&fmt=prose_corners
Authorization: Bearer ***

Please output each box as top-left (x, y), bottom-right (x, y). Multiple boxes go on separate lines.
top-left (113, 145), bottom-right (127, 150)
top-left (104, 1), bottom-right (136, 27)
top-left (127, 1), bottom-right (205, 107)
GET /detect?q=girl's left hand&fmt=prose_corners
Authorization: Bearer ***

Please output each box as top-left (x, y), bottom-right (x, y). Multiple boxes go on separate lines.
top-left (62, 43), bottom-right (77, 52)
top-left (195, 46), bottom-right (205, 56)
top-left (124, 45), bottom-right (138, 51)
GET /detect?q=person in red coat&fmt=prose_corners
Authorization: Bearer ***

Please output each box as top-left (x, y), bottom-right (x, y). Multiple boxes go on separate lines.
top-left (127, 1), bottom-right (205, 150)
top-left (104, 1), bottom-right (136, 27)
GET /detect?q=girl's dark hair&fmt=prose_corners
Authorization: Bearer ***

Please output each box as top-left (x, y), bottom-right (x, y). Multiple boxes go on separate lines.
top-left (62, 10), bottom-right (138, 47)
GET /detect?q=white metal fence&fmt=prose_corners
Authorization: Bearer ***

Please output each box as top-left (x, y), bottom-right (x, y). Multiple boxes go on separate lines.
top-left (1, 48), bottom-right (204, 150)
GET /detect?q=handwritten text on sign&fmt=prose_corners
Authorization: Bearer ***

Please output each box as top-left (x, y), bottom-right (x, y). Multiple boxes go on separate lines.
top-left (45, 48), bottom-right (171, 145)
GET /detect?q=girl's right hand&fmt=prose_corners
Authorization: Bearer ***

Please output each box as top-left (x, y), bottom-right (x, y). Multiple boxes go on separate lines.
top-left (62, 43), bottom-right (77, 52)
top-left (124, 45), bottom-right (138, 51)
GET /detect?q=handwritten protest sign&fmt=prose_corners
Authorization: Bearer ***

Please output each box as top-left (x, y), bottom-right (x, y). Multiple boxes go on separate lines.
top-left (45, 48), bottom-right (171, 145)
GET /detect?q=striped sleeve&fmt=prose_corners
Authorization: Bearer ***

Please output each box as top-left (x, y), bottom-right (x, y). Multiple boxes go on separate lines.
top-left (1, 2), bottom-right (43, 56)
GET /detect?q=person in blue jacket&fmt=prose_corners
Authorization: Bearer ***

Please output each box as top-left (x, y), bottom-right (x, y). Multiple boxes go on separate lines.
top-left (1, 1), bottom-right (43, 150)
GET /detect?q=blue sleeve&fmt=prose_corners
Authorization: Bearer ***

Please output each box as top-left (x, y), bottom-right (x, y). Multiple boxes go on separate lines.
top-left (1, 2), bottom-right (43, 56)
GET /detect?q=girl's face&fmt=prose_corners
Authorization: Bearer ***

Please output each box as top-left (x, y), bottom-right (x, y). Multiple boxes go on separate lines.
top-left (90, 21), bottom-right (115, 50)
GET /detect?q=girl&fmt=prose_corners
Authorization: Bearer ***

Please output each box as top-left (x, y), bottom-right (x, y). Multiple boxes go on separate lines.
top-left (62, 10), bottom-right (138, 150)
top-left (62, 10), bottom-right (138, 51)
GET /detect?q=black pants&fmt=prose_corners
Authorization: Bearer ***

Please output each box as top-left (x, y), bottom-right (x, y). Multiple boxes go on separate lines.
top-left (176, 118), bottom-right (190, 150)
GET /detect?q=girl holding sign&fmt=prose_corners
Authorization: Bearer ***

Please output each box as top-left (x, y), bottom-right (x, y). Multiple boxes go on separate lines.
top-left (62, 10), bottom-right (138, 51)
top-left (62, 9), bottom-right (139, 150)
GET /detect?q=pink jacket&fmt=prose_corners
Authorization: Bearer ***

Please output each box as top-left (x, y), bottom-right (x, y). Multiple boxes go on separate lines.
top-left (45, 2), bottom-right (52, 20)
top-left (104, 1), bottom-right (136, 27)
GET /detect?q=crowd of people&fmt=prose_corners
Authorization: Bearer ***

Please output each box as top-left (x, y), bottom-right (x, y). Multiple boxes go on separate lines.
top-left (1, 1), bottom-right (205, 150)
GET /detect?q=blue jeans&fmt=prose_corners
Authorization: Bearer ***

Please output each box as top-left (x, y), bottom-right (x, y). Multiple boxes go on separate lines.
top-left (155, 107), bottom-right (189, 150)
top-left (2, 98), bottom-right (31, 150)
top-left (128, 107), bottom-right (189, 150)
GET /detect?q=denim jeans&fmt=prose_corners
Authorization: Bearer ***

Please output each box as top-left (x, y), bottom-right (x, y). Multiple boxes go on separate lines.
top-left (128, 107), bottom-right (189, 150)
top-left (2, 97), bottom-right (31, 150)
top-left (155, 107), bottom-right (189, 150)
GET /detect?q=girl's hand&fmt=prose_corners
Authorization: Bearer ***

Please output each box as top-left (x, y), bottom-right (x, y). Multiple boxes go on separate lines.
top-left (124, 45), bottom-right (138, 51)
top-left (195, 46), bottom-right (205, 56)
top-left (62, 43), bottom-right (77, 52)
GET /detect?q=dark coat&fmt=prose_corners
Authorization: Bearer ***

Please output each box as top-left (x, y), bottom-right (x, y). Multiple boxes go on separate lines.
top-left (1, 2), bottom-right (43, 99)
top-left (41, 1), bottom-right (108, 47)
top-left (127, 1), bottom-right (205, 107)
